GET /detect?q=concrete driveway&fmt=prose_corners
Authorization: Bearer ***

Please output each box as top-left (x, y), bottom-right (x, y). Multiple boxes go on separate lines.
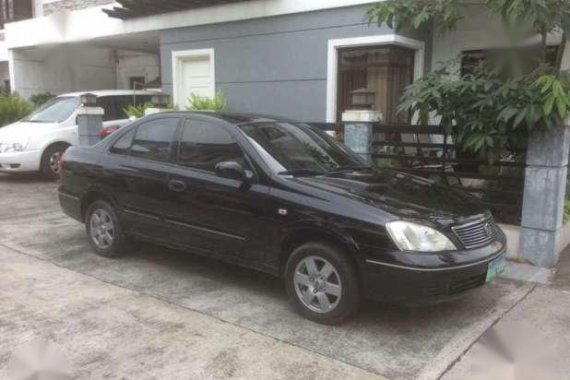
top-left (0, 174), bottom-right (537, 379)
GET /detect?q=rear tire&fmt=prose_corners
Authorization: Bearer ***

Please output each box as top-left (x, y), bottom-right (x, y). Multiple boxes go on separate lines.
top-left (40, 144), bottom-right (68, 180)
top-left (85, 200), bottom-right (130, 258)
top-left (285, 242), bottom-right (361, 325)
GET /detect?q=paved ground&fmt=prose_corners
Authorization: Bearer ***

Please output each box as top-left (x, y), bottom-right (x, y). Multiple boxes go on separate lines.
top-left (0, 174), bottom-right (568, 380)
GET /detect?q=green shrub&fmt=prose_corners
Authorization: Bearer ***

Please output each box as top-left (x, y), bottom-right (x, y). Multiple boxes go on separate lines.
top-left (0, 94), bottom-right (33, 127)
top-left (187, 91), bottom-right (228, 111)
top-left (29, 92), bottom-right (56, 108)
top-left (123, 102), bottom-right (153, 119)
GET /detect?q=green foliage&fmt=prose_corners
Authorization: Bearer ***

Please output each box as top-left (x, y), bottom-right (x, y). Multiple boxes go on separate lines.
top-left (187, 91), bottom-right (229, 111)
top-left (123, 102), bottom-right (153, 119)
top-left (487, 0), bottom-right (570, 36)
top-left (368, 0), bottom-right (570, 159)
top-left (367, 0), bottom-right (463, 35)
top-left (367, 0), bottom-right (570, 71)
top-left (0, 94), bottom-right (33, 127)
top-left (399, 63), bottom-right (570, 159)
top-left (29, 92), bottom-right (55, 108)
top-left (535, 75), bottom-right (570, 119)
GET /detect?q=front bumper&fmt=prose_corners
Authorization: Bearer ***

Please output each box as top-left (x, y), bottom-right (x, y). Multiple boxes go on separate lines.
top-left (0, 150), bottom-right (41, 172)
top-left (361, 239), bottom-right (506, 303)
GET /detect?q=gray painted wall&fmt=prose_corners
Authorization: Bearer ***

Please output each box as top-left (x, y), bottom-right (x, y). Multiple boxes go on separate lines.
top-left (160, 5), bottom-right (432, 122)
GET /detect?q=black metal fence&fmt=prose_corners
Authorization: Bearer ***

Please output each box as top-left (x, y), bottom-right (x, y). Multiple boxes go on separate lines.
top-left (311, 122), bottom-right (526, 225)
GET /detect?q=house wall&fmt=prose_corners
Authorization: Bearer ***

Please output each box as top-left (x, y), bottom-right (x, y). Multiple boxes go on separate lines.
top-left (160, 5), bottom-right (432, 122)
top-left (431, 4), bottom-right (566, 72)
top-left (11, 45), bottom-right (117, 99)
top-left (116, 51), bottom-right (160, 89)
top-left (11, 44), bottom-right (160, 98)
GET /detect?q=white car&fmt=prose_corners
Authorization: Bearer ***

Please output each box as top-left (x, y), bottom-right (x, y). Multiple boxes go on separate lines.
top-left (0, 90), bottom-right (162, 179)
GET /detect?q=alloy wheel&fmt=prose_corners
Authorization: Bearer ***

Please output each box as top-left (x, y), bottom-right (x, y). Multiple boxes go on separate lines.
top-left (89, 209), bottom-right (114, 249)
top-left (48, 151), bottom-right (62, 175)
top-left (294, 256), bottom-right (342, 313)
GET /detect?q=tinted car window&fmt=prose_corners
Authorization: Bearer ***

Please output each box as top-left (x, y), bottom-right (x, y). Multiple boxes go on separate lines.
top-left (110, 129), bottom-right (135, 155)
top-left (178, 119), bottom-right (245, 172)
top-left (130, 118), bottom-right (179, 162)
top-left (239, 122), bottom-right (364, 174)
top-left (98, 95), bottom-right (153, 121)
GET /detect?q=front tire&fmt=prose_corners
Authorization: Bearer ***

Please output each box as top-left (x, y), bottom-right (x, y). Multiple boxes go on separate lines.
top-left (85, 200), bottom-right (130, 258)
top-left (285, 242), bottom-right (361, 325)
top-left (40, 144), bottom-right (68, 180)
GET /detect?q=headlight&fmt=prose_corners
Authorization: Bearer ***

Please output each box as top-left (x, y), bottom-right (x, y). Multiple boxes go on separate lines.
top-left (386, 221), bottom-right (456, 252)
top-left (0, 142), bottom-right (26, 153)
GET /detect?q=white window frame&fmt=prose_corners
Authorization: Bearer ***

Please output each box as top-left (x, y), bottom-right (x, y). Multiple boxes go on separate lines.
top-left (171, 48), bottom-right (215, 109)
top-left (326, 34), bottom-right (425, 122)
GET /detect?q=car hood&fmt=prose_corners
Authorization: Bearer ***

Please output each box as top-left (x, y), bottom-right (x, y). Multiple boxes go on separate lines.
top-left (293, 169), bottom-right (486, 223)
top-left (0, 121), bottom-right (58, 142)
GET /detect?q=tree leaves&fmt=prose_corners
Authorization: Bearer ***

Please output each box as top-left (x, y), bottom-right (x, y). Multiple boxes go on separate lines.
top-left (366, 0), bottom-right (463, 34)
top-left (534, 75), bottom-right (570, 120)
top-left (399, 63), bottom-right (570, 161)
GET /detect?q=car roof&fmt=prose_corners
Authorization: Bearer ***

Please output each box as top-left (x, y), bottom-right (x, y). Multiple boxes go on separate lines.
top-left (158, 111), bottom-right (302, 125)
top-left (59, 89), bottom-right (165, 97)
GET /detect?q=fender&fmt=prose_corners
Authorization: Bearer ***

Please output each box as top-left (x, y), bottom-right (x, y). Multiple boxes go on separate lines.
top-left (79, 184), bottom-right (121, 220)
top-left (281, 219), bottom-right (361, 257)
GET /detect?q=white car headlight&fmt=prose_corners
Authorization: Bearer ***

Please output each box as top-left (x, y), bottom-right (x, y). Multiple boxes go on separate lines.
top-left (386, 221), bottom-right (457, 252)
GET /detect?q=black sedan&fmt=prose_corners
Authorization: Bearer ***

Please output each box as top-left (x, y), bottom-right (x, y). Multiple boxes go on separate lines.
top-left (58, 112), bottom-right (506, 324)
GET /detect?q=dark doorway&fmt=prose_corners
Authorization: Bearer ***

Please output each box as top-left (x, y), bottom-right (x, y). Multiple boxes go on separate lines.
top-left (336, 45), bottom-right (415, 123)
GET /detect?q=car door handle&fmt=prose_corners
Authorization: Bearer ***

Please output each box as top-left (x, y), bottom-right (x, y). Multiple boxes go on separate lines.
top-left (168, 179), bottom-right (187, 193)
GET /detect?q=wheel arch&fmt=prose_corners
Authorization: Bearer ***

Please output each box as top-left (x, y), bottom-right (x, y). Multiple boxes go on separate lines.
top-left (279, 224), bottom-right (361, 277)
top-left (41, 140), bottom-right (72, 155)
top-left (80, 187), bottom-right (117, 221)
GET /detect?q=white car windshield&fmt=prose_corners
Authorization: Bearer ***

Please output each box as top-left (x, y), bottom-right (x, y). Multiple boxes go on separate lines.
top-left (24, 97), bottom-right (81, 123)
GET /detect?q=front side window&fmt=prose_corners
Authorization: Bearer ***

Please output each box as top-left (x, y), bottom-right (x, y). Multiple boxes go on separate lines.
top-left (239, 122), bottom-right (364, 174)
top-left (24, 96), bottom-right (81, 123)
top-left (178, 119), bottom-right (245, 172)
top-left (128, 118), bottom-right (179, 162)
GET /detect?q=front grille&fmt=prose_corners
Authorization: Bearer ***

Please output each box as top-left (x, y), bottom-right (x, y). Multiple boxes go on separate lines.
top-left (452, 217), bottom-right (498, 249)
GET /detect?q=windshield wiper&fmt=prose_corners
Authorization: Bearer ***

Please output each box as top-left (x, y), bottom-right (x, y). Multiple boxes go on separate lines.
top-left (277, 169), bottom-right (325, 177)
top-left (325, 165), bottom-right (373, 175)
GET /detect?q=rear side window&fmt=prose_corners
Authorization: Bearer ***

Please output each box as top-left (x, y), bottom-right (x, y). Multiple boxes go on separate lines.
top-left (178, 119), bottom-right (245, 172)
top-left (131, 118), bottom-right (179, 162)
top-left (110, 118), bottom-right (179, 162)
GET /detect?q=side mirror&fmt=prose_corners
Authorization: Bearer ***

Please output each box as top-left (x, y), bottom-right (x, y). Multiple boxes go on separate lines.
top-left (215, 161), bottom-right (252, 182)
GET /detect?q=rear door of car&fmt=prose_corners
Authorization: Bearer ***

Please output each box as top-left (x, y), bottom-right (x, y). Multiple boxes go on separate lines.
top-left (101, 116), bottom-right (180, 240)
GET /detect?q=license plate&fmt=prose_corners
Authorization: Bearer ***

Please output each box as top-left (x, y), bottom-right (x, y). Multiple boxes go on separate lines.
top-left (486, 256), bottom-right (506, 283)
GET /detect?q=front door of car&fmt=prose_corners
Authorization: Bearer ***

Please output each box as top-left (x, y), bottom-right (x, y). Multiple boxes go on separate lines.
top-left (164, 117), bottom-right (267, 260)
top-left (103, 117), bottom-right (180, 240)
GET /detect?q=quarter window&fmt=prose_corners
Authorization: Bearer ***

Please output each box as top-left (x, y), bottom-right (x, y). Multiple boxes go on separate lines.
top-left (129, 118), bottom-right (179, 162)
top-left (110, 129), bottom-right (135, 156)
top-left (178, 119), bottom-right (245, 172)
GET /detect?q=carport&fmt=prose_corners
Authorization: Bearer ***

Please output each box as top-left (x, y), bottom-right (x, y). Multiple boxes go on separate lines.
top-left (9, 31), bottom-right (160, 99)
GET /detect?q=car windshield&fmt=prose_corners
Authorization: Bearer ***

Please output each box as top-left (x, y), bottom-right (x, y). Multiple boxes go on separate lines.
top-left (24, 96), bottom-right (81, 123)
top-left (239, 121), bottom-right (366, 175)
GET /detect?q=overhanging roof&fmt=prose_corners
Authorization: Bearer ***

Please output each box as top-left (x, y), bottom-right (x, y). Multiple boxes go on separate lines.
top-left (103, 0), bottom-right (254, 20)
